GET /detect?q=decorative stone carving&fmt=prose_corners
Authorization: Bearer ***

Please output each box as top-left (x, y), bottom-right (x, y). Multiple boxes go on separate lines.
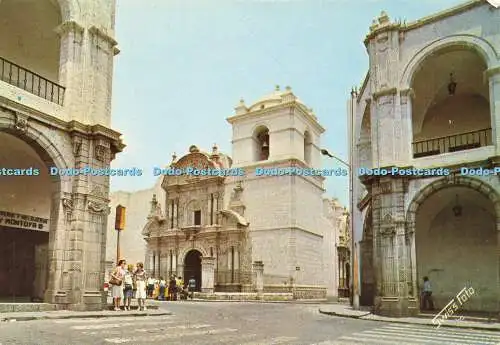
top-left (383, 213), bottom-right (393, 224)
top-left (90, 184), bottom-right (106, 198)
top-left (87, 201), bottom-right (107, 213)
top-left (380, 226), bottom-right (396, 236)
top-left (380, 182), bottom-right (392, 193)
top-left (62, 196), bottom-right (74, 212)
top-left (14, 113), bottom-right (28, 132)
top-left (72, 136), bottom-right (83, 156)
top-left (94, 145), bottom-right (106, 161)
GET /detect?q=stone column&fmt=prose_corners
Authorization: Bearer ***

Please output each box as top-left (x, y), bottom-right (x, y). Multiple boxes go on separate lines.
top-left (44, 187), bottom-right (71, 305)
top-left (372, 176), bottom-right (416, 317)
top-left (172, 254), bottom-right (177, 275)
top-left (201, 257), bottom-right (215, 293)
top-left (488, 70), bottom-right (500, 154)
top-left (55, 21), bottom-right (85, 117)
top-left (253, 261), bottom-right (264, 293)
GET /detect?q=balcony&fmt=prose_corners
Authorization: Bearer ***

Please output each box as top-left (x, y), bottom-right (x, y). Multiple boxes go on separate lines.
top-left (0, 56), bottom-right (65, 106)
top-left (412, 128), bottom-right (492, 158)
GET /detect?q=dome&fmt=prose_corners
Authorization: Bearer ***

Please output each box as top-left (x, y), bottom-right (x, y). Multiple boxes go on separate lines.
top-left (248, 86), bottom-right (305, 111)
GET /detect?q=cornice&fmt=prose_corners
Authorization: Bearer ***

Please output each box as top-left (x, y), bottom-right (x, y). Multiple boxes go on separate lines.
top-left (0, 97), bottom-right (125, 153)
top-left (372, 87), bottom-right (397, 100)
top-left (400, 88), bottom-right (415, 98)
top-left (54, 20), bottom-right (85, 36)
top-left (88, 25), bottom-right (118, 47)
top-left (227, 101), bottom-right (325, 134)
top-left (485, 66), bottom-right (500, 78)
top-left (363, 1), bottom-right (485, 46)
top-left (364, 23), bottom-right (401, 46)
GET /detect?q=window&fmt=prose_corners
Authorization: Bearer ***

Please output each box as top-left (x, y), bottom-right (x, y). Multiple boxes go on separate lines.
top-left (194, 210), bottom-right (201, 226)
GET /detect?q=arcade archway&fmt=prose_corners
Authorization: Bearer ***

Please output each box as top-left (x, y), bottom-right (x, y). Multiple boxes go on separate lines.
top-left (414, 183), bottom-right (497, 312)
top-left (0, 131), bottom-right (57, 302)
top-left (183, 250), bottom-right (202, 291)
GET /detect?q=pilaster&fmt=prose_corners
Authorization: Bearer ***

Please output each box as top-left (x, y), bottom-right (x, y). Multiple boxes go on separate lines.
top-left (55, 21), bottom-right (85, 120)
top-left (372, 175), bottom-right (417, 317)
top-left (487, 68), bottom-right (500, 154)
top-left (366, 12), bottom-right (401, 168)
top-left (201, 257), bottom-right (215, 293)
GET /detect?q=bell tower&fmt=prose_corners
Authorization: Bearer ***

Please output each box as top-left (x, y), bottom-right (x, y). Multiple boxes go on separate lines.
top-left (224, 86), bottom-right (329, 289)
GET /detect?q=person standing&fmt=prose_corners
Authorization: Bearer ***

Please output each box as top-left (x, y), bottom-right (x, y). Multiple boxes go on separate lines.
top-left (158, 277), bottom-right (167, 301)
top-left (187, 276), bottom-right (196, 300)
top-left (421, 276), bottom-right (434, 310)
top-left (123, 264), bottom-right (135, 310)
top-left (168, 276), bottom-right (177, 301)
top-left (110, 259), bottom-right (127, 311)
top-left (147, 276), bottom-right (155, 298)
top-left (134, 262), bottom-right (148, 311)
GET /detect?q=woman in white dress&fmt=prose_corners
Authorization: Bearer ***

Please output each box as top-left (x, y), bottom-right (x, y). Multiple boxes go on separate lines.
top-left (110, 259), bottom-right (127, 311)
top-left (134, 262), bottom-right (148, 311)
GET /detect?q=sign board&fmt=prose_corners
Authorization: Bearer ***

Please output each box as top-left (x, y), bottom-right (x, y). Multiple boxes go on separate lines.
top-left (486, 0), bottom-right (500, 7)
top-left (115, 205), bottom-right (126, 230)
top-left (0, 210), bottom-right (49, 231)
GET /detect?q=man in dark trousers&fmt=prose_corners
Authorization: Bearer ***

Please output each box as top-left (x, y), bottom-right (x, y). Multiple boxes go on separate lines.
top-left (188, 276), bottom-right (196, 300)
top-left (421, 276), bottom-right (434, 310)
top-left (168, 276), bottom-right (177, 301)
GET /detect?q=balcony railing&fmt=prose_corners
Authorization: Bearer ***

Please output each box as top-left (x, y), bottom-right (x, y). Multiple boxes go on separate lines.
top-left (0, 56), bottom-right (65, 105)
top-left (413, 128), bottom-right (492, 158)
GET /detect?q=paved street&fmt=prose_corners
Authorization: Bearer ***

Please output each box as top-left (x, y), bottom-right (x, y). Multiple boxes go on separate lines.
top-left (1, 302), bottom-right (500, 344)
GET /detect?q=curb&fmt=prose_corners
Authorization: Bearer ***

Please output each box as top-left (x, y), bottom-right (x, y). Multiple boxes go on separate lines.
top-left (186, 299), bottom-right (331, 304)
top-left (0, 311), bottom-right (172, 322)
top-left (318, 309), bottom-right (500, 332)
top-left (318, 309), bottom-right (371, 319)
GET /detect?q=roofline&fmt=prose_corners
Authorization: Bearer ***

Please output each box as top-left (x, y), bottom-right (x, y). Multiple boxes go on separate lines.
top-left (404, 0), bottom-right (485, 32)
top-left (364, 0), bottom-right (486, 45)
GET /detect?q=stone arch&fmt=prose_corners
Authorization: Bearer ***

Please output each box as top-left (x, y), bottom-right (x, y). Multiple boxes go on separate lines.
top-left (0, 120), bottom-right (70, 193)
top-left (252, 124), bottom-right (270, 161)
top-left (406, 175), bottom-right (500, 235)
top-left (400, 35), bottom-right (498, 89)
top-left (178, 245), bottom-right (209, 264)
top-left (0, 118), bottom-right (71, 302)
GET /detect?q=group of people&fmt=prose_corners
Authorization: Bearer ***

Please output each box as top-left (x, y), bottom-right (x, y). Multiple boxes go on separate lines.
top-left (147, 275), bottom-right (196, 301)
top-left (109, 259), bottom-right (148, 311)
top-left (109, 259), bottom-right (197, 311)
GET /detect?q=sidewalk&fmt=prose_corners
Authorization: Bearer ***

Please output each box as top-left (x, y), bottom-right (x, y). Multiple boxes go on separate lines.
top-left (0, 309), bottom-right (171, 322)
top-left (318, 304), bottom-right (500, 332)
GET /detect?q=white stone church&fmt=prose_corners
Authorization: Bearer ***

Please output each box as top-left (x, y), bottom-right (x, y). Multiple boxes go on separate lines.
top-left (351, 0), bottom-right (500, 317)
top-left (107, 86), bottom-right (345, 299)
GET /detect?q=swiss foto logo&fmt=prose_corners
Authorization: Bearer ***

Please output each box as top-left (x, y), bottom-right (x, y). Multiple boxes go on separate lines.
top-left (487, 0), bottom-right (500, 8)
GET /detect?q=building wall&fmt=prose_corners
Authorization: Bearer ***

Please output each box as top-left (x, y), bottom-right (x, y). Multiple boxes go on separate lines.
top-left (107, 177), bottom-right (164, 264)
top-left (351, 2), bottom-right (500, 315)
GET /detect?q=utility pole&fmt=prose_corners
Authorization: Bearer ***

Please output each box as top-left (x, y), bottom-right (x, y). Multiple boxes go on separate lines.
top-left (115, 205), bottom-right (126, 263)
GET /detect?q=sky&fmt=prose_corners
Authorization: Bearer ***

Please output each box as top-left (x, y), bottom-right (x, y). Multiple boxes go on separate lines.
top-left (110, 0), bottom-right (465, 207)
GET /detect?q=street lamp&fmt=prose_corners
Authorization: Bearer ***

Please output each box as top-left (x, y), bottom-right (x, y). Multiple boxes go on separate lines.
top-left (321, 147), bottom-right (359, 310)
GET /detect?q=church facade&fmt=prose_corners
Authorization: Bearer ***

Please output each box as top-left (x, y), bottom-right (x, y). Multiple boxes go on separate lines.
top-left (351, 0), bottom-right (500, 317)
top-left (142, 87), bottom-right (339, 298)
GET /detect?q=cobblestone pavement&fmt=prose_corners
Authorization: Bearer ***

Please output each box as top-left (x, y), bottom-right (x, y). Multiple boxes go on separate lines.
top-left (0, 302), bottom-right (499, 344)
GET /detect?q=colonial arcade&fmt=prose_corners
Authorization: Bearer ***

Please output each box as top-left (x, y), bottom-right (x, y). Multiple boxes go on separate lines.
top-left (352, 1), bottom-right (500, 317)
top-left (0, 0), bottom-right (123, 309)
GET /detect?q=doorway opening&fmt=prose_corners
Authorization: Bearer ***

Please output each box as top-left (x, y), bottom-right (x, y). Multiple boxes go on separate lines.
top-left (183, 250), bottom-right (202, 291)
top-left (0, 226), bottom-right (49, 302)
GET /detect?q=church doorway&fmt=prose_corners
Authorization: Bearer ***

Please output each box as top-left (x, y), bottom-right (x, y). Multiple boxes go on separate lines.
top-left (0, 226), bottom-right (49, 302)
top-left (183, 250), bottom-right (202, 291)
